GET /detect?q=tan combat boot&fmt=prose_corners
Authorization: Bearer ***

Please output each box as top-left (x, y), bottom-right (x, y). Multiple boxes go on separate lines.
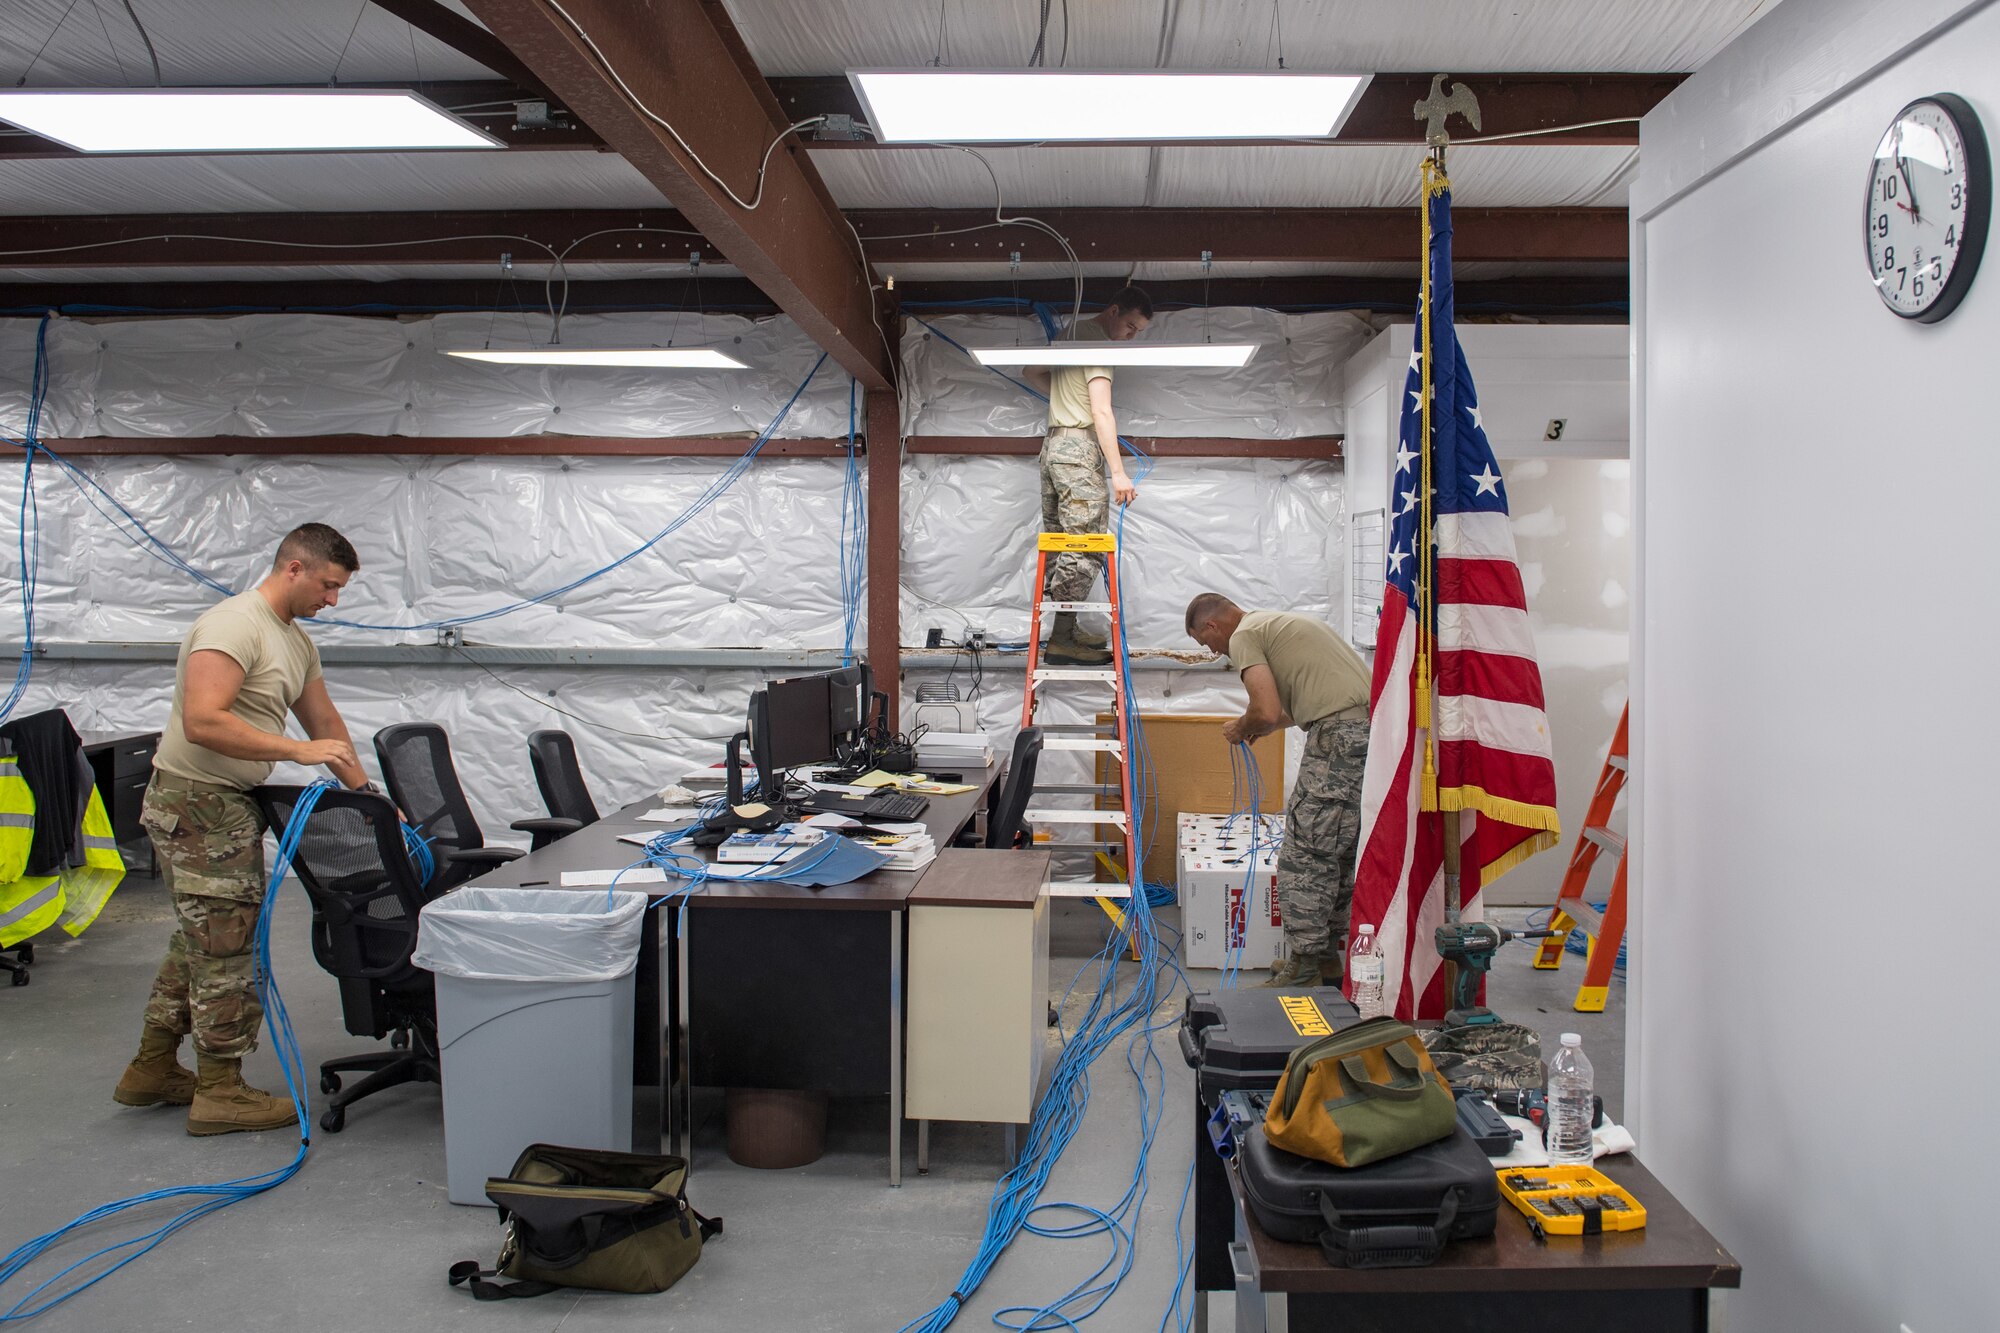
top-left (186, 1054), bottom-right (299, 1137)
top-left (1073, 619), bottom-right (1111, 650)
top-left (1258, 954), bottom-right (1338, 989)
top-left (113, 1024), bottom-right (198, 1107)
top-left (1045, 612), bottom-right (1112, 667)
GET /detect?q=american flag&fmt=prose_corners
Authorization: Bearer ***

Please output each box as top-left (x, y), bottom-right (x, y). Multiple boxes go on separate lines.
top-left (1350, 175), bottom-right (1562, 1020)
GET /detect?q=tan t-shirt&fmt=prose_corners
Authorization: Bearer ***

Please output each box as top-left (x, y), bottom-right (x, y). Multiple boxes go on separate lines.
top-left (154, 590), bottom-right (323, 790)
top-left (1045, 319), bottom-right (1112, 431)
top-left (1227, 610), bottom-right (1370, 729)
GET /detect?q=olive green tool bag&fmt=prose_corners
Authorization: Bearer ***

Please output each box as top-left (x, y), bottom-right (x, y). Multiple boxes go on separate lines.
top-left (448, 1145), bottom-right (721, 1300)
top-left (1263, 1015), bottom-right (1459, 1168)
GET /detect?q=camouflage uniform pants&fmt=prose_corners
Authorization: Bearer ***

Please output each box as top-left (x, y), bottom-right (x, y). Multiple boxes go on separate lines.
top-left (1039, 430), bottom-right (1110, 602)
top-left (139, 774), bottom-right (269, 1059)
top-left (1275, 717), bottom-right (1369, 970)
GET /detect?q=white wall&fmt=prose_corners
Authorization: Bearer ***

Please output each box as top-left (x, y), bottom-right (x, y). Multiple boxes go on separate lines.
top-left (1342, 324), bottom-right (1631, 906)
top-left (1633, 3), bottom-right (1998, 1329)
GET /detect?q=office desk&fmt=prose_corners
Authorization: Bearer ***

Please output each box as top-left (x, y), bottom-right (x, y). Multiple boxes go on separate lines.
top-left (466, 762), bottom-right (1003, 1187)
top-left (79, 730), bottom-right (161, 871)
top-left (1219, 1152), bottom-right (1740, 1332)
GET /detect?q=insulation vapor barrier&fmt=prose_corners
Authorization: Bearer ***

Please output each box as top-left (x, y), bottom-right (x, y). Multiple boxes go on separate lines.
top-left (0, 308), bottom-right (1349, 839)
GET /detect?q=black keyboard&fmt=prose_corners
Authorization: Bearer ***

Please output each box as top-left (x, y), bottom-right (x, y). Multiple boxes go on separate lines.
top-left (800, 789), bottom-right (931, 822)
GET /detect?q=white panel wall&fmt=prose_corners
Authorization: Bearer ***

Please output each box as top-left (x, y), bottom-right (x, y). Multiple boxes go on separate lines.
top-left (1341, 324), bottom-right (1631, 906)
top-left (1634, 3), bottom-right (1996, 1330)
top-left (0, 307), bottom-right (1350, 844)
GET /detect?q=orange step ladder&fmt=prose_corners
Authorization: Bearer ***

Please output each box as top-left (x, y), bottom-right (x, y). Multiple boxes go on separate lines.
top-left (1531, 703), bottom-right (1629, 1012)
top-left (1020, 531), bottom-right (1139, 943)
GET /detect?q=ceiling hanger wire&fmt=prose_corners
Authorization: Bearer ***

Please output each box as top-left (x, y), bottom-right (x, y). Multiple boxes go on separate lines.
top-left (15, 0), bottom-right (83, 87)
top-left (328, 0), bottom-right (368, 86)
top-left (116, 0), bottom-right (161, 86)
top-left (85, 0), bottom-right (132, 87)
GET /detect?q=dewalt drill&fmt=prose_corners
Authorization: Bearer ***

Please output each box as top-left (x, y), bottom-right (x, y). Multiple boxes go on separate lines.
top-left (1434, 922), bottom-right (1557, 1028)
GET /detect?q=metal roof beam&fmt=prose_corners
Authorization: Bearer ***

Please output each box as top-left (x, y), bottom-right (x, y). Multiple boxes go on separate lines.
top-left (0, 207), bottom-right (1626, 269)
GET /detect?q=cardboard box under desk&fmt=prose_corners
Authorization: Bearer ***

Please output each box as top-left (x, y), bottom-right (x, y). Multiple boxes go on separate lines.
top-left (1095, 713), bottom-right (1285, 886)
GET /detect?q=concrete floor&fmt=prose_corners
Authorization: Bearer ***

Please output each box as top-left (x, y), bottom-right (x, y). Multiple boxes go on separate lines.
top-left (0, 875), bottom-right (1625, 1332)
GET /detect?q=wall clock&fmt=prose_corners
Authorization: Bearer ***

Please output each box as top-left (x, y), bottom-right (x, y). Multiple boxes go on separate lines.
top-left (1866, 93), bottom-right (1990, 322)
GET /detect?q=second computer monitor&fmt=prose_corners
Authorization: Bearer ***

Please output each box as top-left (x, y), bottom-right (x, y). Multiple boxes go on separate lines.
top-left (758, 672), bottom-right (837, 773)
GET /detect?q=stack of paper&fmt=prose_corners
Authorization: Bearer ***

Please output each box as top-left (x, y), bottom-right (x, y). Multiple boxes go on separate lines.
top-left (848, 830), bottom-right (937, 872)
top-left (716, 825), bottom-right (826, 864)
top-left (916, 731), bottom-right (994, 768)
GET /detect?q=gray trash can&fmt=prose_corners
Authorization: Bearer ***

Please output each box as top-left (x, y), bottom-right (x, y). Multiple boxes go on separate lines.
top-left (414, 886), bottom-right (648, 1206)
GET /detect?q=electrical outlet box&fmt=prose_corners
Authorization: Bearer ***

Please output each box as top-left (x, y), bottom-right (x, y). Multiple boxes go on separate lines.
top-left (924, 626), bottom-right (944, 649)
top-left (968, 627), bottom-right (988, 650)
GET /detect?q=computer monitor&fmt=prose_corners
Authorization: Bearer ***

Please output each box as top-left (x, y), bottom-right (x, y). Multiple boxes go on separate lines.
top-left (749, 671), bottom-right (839, 776)
top-left (827, 664), bottom-right (871, 742)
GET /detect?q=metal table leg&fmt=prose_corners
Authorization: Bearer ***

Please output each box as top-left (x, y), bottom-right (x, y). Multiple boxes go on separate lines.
top-left (670, 910), bottom-right (692, 1165)
top-left (917, 1119), bottom-right (930, 1174)
top-left (889, 909), bottom-right (903, 1187)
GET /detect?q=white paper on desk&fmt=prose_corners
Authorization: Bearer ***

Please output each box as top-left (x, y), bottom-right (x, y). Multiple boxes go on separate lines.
top-left (869, 820), bottom-right (928, 835)
top-left (561, 868), bottom-right (668, 887)
top-left (802, 812), bottom-right (862, 830)
top-left (619, 831), bottom-right (695, 848)
top-left (636, 807), bottom-right (697, 823)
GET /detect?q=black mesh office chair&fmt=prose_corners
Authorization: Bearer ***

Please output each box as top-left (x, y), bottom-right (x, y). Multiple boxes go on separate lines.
top-left (985, 727), bottom-right (1045, 849)
top-left (373, 723), bottom-right (530, 891)
top-left (514, 729), bottom-right (599, 850)
top-left (253, 785), bottom-right (439, 1133)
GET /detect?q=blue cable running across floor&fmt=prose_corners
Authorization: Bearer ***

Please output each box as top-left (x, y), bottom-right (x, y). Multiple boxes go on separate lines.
top-left (0, 779), bottom-right (337, 1321)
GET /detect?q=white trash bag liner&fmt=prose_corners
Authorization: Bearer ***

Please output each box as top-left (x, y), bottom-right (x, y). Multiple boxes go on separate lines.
top-left (414, 887), bottom-right (647, 983)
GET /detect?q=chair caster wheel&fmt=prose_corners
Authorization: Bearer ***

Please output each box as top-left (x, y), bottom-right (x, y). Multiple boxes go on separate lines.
top-left (320, 1073), bottom-right (342, 1095)
top-left (320, 1107), bottom-right (346, 1133)
top-left (9, 969), bottom-right (26, 987)
top-left (391, 1030), bottom-right (409, 1050)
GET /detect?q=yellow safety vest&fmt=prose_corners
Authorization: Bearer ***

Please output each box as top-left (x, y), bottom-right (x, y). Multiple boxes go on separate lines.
top-left (0, 876), bottom-right (61, 948)
top-left (56, 787), bottom-right (125, 937)
top-left (0, 750), bottom-right (32, 883)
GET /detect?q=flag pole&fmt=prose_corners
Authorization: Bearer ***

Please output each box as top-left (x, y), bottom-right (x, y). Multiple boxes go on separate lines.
top-left (1418, 140), bottom-right (1466, 930)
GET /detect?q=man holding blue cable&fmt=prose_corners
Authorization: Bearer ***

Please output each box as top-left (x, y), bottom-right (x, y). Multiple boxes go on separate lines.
top-left (1185, 593), bottom-right (1372, 989)
top-left (1023, 286), bottom-right (1152, 666)
top-left (115, 524), bottom-right (373, 1136)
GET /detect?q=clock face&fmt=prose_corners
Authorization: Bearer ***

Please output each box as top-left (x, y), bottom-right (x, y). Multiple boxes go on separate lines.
top-left (1866, 94), bottom-right (1990, 322)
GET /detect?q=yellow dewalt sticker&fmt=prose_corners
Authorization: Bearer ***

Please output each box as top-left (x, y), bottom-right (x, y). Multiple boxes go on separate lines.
top-left (1038, 531), bottom-right (1117, 553)
top-left (1277, 995), bottom-right (1332, 1036)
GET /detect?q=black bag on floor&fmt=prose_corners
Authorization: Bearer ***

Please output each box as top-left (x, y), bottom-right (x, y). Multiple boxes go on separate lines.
top-left (448, 1145), bottom-right (721, 1300)
top-left (1234, 1110), bottom-right (1499, 1269)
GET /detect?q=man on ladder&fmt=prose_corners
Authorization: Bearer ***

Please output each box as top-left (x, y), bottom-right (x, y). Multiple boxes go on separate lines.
top-left (1186, 594), bottom-right (1371, 988)
top-left (1023, 286), bottom-right (1152, 666)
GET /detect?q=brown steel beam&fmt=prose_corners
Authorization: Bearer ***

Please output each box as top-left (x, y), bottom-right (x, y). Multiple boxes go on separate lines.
top-left (856, 208), bottom-right (1626, 264)
top-left (774, 71), bottom-right (1681, 149)
top-left (0, 206), bottom-right (1623, 269)
top-left (0, 209), bottom-right (712, 268)
top-left (0, 82), bottom-right (605, 157)
top-left (0, 273), bottom-right (1627, 318)
top-left (44, 436), bottom-right (847, 458)
top-left (865, 386), bottom-right (901, 724)
top-left (908, 437), bottom-right (1342, 459)
top-left (464, 0), bottom-right (891, 388)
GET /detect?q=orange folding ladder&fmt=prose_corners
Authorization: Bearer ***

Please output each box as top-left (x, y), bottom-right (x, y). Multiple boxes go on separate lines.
top-left (1531, 703), bottom-right (1629, 1012)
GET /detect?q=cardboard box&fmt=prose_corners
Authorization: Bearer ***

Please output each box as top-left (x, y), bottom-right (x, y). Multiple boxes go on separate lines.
top-left (1181, 848), bottom-right (1285, 971)
top-left (1097, 714), bottom-right (1285, 885)
top-left (1177, 811), bottom-right (1284, 851)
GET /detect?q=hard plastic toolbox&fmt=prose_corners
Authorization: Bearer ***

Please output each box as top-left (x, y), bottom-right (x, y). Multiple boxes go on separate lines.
top-left (1180, 987), bottom-right (1360, 1292)
top-left (1222, 1088), bottom-right (1501, 1268)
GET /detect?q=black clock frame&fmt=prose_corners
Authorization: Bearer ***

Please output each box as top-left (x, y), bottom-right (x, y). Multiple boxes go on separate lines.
top-left (1866, 92), bottom-right (1990, 324)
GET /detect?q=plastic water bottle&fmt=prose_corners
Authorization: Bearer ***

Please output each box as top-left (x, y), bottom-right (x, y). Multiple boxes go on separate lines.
top-left (1348, 924), bottom-right (1385, 1019)
top-left (1546, 1033), bottom-right (1595, 1166)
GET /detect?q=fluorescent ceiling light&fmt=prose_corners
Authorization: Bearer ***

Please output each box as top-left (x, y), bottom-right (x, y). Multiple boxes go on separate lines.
top-left (971, 343), bottom-right (1258, 368)
top-left (446, 348), bottom-right (750, 369)
top-left (850, 69), bottom-right (1369, 142)
top-left (0, 88), bottom-right (502, 153)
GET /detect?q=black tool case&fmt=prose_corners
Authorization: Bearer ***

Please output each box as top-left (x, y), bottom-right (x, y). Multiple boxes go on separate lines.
top-left (1180, 987), bottom-right (1360, 1291)
top-left (1236, 1120), bottom-right (1501, 1268)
